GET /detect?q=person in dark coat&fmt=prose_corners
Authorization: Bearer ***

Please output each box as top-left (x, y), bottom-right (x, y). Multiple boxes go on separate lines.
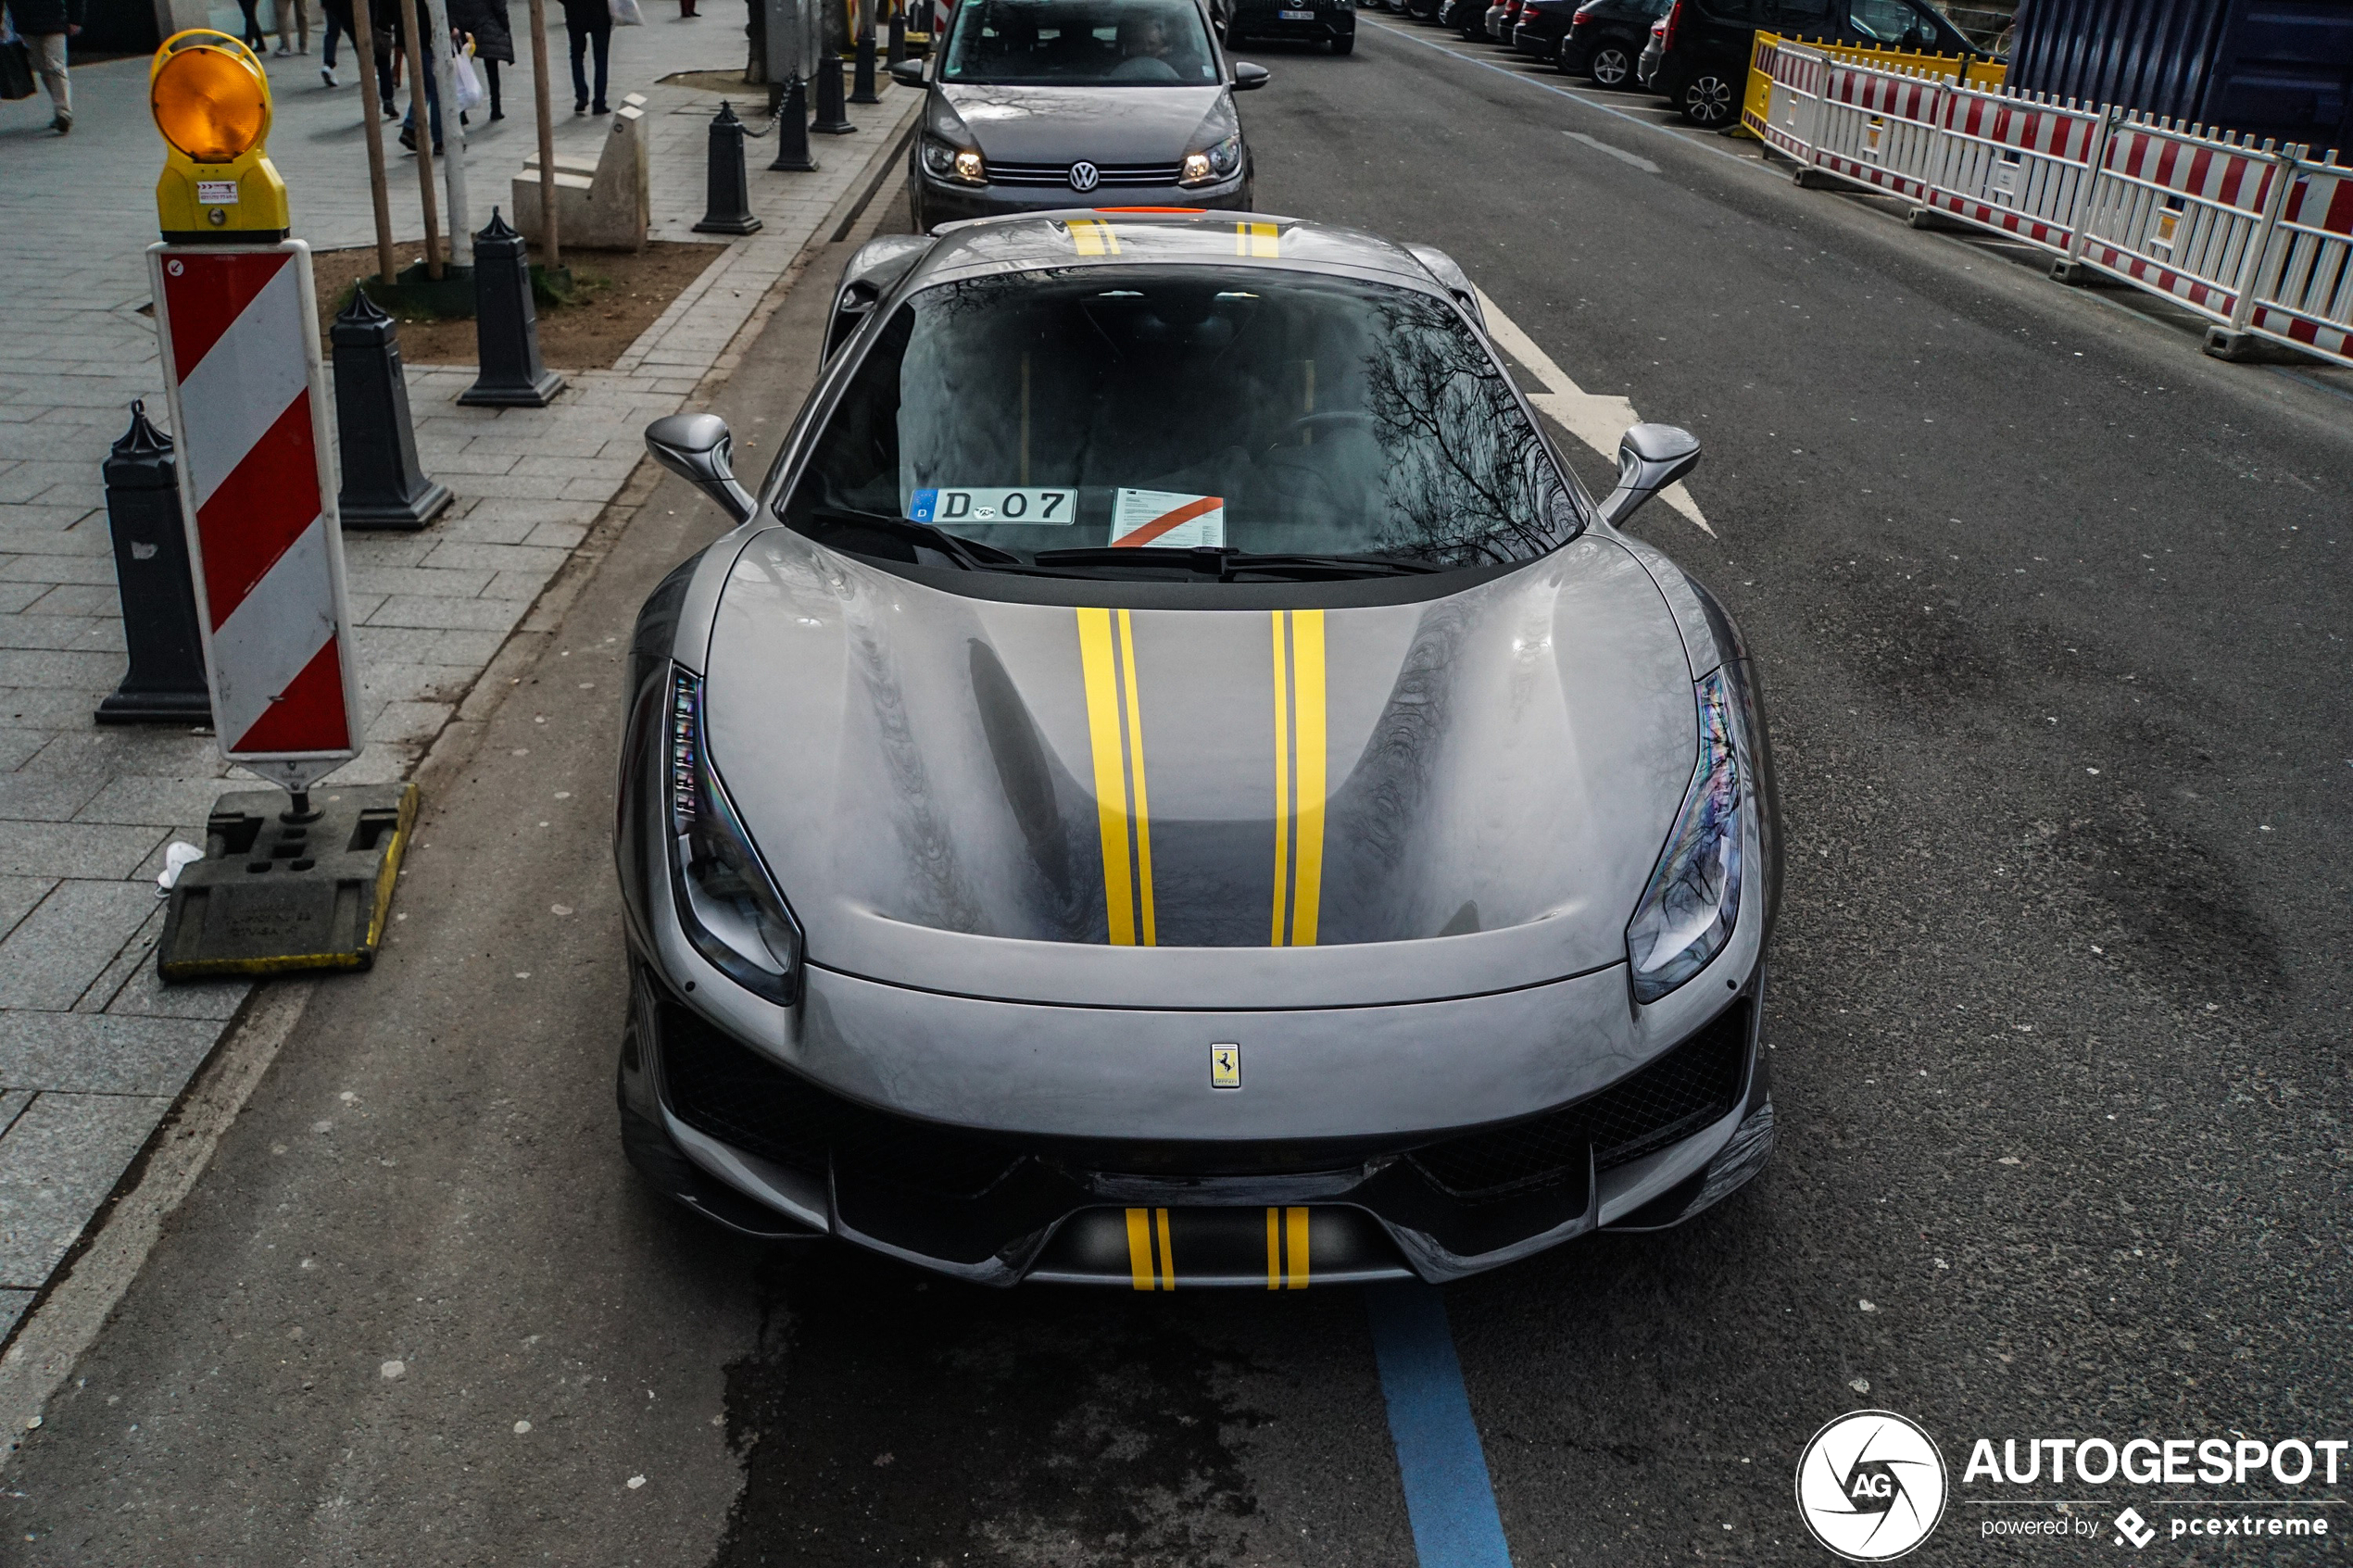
top-left (448, 0), bottom-right (511, 119)
top-left (557, 0), bottom-right (609, 115)
top-left (13, 0), bottom-right (85, 132)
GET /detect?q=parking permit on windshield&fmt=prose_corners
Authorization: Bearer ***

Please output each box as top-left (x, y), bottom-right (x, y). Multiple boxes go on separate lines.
top-left (1110, 489), bottom-right (1226, 548)
top-left (910, 487), bottom-right (1076, 524)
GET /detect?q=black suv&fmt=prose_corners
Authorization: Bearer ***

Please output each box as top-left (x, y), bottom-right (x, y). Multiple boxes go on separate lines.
top-left (1528, 0), bottom-right (1668, 82)
top-left (1637, 0), bottom-right (1977, 126)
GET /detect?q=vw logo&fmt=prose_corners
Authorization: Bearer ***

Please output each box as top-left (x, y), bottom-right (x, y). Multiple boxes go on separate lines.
top-left (1794, 1410), bottom-right (1947, 1561)
top-left (1067, 160), bottom-right (1101, 193)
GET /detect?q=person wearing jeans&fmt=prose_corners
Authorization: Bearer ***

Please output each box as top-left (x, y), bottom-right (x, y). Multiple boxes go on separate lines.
top-left (13, 0), bottom-right (82, 131)
top-left (320, 0), bottom-right (351, 83)
top-left (558, 0), bottom-right (609, 113)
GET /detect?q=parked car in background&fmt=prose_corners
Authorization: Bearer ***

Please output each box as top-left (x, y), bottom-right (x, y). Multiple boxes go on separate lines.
top-left (1441, 0), bottom-right (1487, 36)
top-left (1637, 0), bottom-right (1977, 125)
top-left (1483, 0), bottom-right (1523, 43)
top-left (1227, 0), bottom-right (1357, 51)
top-left (1546, 0), bottom-right (1669, 83)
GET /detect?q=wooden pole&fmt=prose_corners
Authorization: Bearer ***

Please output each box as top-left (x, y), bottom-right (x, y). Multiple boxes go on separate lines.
top-left (403, 0), bottom-right (444, 279)
top-left (527, 0), bottom-right (560, 270)
top-left (348, 0), bottom-right (401, 286)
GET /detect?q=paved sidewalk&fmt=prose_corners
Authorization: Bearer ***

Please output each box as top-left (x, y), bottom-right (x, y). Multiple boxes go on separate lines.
top-left (0, 27), bottom-right (917, 1343)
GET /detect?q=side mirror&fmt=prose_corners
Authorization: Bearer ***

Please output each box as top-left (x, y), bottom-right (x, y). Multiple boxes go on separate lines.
top-left (645, 413), bottom-right (759, 525)
top-left (1599, 422), bottom-right (1699, 528)
top-left (888, 57), bottom-right (926, 86)
top-left (1231, 61), bottom-right (1269, 90)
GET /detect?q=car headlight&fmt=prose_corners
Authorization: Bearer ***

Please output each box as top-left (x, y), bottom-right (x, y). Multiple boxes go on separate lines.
top-left (921, 137), bottom-right (986, 184)
top-left (1626, 668), bottom-right (1742, 1003)
top-left (666, 666), bottom-right (805, 1005)
top-left (1182, 132), bottom-right (1241, 185)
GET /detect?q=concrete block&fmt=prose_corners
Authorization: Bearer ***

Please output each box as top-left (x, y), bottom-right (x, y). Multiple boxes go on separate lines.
top-left (513, 105), bottom-right (651, 252)
top-left (0, 1091), bottom-right (177, 1287)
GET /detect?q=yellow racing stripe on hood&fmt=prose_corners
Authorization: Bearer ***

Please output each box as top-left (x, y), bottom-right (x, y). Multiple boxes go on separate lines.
top-left (1078, 608), bottom-right (1155, 946)
top-left (1269, 609), bottom-right (1327, 946)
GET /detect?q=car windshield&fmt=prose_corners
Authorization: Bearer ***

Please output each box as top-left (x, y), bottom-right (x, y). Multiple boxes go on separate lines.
top-left (940, 0), bottom-right (1222, 86)
top-left (781, 267), bottom-right (1582, 581)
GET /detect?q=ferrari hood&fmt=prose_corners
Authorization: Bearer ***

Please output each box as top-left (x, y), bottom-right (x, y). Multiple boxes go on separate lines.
top-left (937, 83), bottom-right (1228, 166)
top-left (700, 533), bottom-right (1697, 1009)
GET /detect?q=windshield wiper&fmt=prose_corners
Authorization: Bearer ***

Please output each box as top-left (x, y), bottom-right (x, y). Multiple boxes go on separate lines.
top-left (805, 508), bottom-right (1022, 571)
top-left (1031, 546), bottom-right (1442, 581)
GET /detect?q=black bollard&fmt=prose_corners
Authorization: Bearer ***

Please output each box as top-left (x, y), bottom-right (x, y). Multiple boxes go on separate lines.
top-left (887, 9), bottom-right (906, 65)
top-left (850, 26), bottom-right (880, 104)
top-left (95, 402), bottom-right (212, 727)
top-left (693, 102), bottom-right (764, 234)
top-left (812, 53), bottom-right (856, 134)
top-left (769, 75), bottom-right (819, 171)
top-left (459, 208), bottom-right (566, 408)
top-left (332, 292), bottom-right (453, 531)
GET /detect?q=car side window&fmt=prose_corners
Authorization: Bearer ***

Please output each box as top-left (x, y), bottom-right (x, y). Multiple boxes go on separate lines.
top-left (1695, 0), bottom-right (1760, 24)
top-left (1844, 0), bottom-right (1936, 46)
top-left (1765, 0), bottom-right (1833, 31)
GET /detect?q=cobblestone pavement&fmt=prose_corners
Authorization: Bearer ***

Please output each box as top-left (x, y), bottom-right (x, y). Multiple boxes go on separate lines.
top-left (0, 23), bottom-right (917, 1341)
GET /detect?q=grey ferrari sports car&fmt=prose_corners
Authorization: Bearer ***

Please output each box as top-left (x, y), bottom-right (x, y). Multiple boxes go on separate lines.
top-left (614, 208), bottom-right (1780, 1288)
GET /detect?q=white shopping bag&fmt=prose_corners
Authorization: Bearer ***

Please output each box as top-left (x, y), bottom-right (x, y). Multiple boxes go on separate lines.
top-left (452, 46), bottom-right (487, 112)
top-left (610, 0), bottom-right (645, 23)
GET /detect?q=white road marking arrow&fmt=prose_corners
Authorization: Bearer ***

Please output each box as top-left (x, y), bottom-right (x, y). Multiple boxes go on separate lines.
top-left (1476, 287), bottom-right (1714, 536)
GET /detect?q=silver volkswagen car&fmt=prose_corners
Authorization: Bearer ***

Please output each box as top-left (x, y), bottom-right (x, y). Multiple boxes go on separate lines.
top-left (617, 210), bottom-right (1780, 1287)
top-left (892, 0), bottom-right (1266, 231)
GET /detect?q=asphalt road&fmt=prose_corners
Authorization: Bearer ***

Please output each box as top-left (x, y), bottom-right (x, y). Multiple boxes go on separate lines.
top-left (6, 20), bottom-right (2352, 1565)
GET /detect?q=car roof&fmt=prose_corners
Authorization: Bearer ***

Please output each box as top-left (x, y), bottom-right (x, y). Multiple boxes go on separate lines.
top-left (906, 209), bottom-right (1458, 295)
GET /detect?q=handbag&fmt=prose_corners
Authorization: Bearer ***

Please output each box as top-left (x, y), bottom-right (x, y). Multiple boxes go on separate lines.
top-left (0, 35), bottom-right (35, 102)
top-left (609, 0), bottom-right (643, 24)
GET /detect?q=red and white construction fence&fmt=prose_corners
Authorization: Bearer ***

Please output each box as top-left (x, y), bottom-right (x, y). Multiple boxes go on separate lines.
top-left (1744, 37), bottom-right (2353, 369)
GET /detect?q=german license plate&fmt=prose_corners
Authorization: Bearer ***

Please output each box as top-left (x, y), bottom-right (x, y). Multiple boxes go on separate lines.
top-left (1278, 9), bottom-right (1315, 19)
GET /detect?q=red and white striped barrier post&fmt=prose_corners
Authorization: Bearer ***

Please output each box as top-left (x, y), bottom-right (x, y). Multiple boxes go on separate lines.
top-left (144, 32), bottom-right (365, 809)
top-left (149, 242), bottom-right (364, 807)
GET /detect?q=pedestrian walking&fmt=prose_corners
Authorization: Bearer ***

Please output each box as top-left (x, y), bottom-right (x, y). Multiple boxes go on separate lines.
top-left (320, 0), bottom-right (351, 83)
top-left (234, 0), bottom-right (267, 49)
top-left (558, 0), bottom-right (610, 115)
top-left (371, 0), bottom-right (402, 110)
top-left (449, 0), bottom-right (511, 119)
top-left (8, 0), bottom-right (79, 132)
top-left (273, 0), bottom-right (310, 55)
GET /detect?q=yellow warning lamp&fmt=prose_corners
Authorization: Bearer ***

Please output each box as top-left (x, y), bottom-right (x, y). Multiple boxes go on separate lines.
top-left (150, 31), bottom-right (290, 243)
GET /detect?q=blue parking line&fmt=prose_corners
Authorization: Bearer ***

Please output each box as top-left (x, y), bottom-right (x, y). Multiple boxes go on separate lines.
top-left (1365, 1283), bottom-right (1516, 1568)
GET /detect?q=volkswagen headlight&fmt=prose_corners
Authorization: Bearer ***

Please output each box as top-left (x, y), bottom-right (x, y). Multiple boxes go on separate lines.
top-left (921, 136), bottom-right (985, 184)
top-left (666, 666), bottom-right (804, 1005)
top-left (1626, 669), bottom-right (1742, 1003)
top-left (1182, 132), bottom-right (1241, 185)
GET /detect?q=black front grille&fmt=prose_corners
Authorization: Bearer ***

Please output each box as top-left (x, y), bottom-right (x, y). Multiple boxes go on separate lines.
top-left (988, 159), bottom-right (1188, 188)
top-left (658, 998), bottom-right (1026, 1199)
top-left (1405, 1001), bottom-right (1751, 1203)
